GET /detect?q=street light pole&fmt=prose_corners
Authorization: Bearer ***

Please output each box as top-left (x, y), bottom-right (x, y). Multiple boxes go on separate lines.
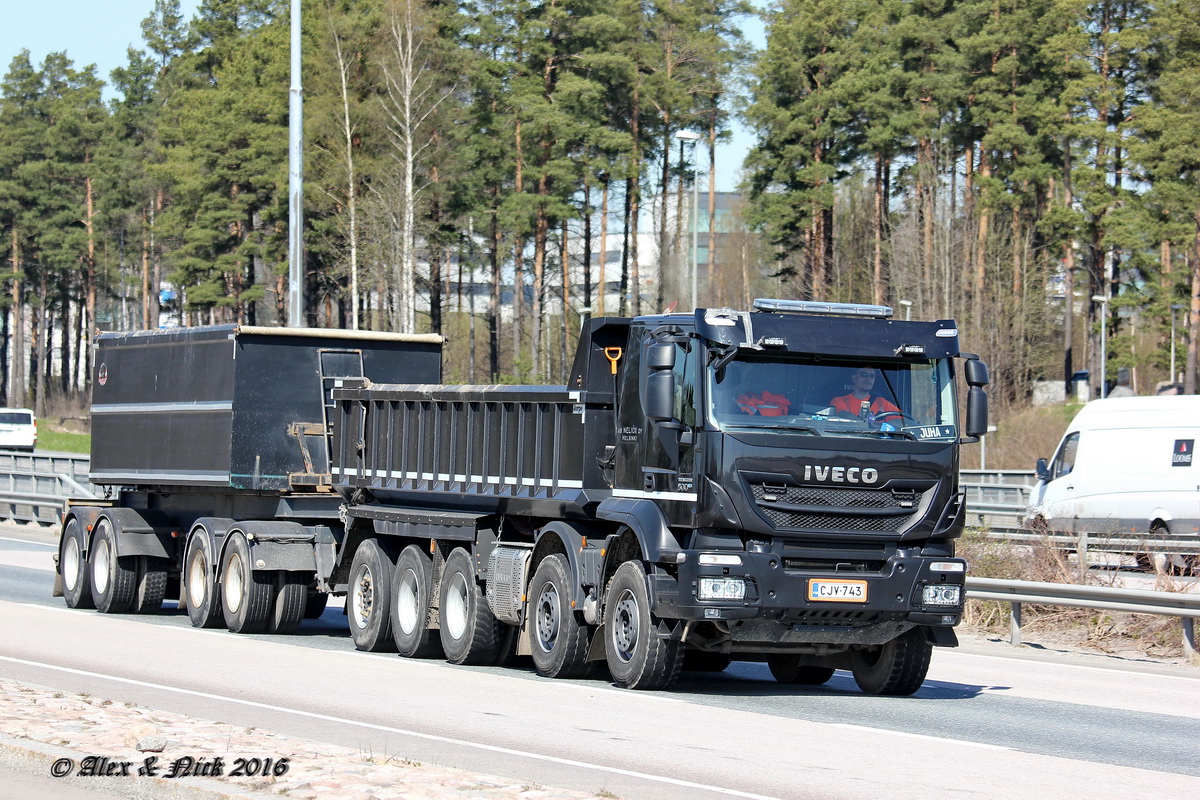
top-left (899, 299), bottom-right (912, 321)
top-left (1092, 294), bottom-right (1108, 398)
top-left (674, 130), bottom-right (703, 310)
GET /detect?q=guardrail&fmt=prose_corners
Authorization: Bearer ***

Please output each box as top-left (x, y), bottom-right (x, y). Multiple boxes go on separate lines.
top-left (0, 451), bottom-right (95, 525)
top-left (966, 576), bottom-right (1200, 658)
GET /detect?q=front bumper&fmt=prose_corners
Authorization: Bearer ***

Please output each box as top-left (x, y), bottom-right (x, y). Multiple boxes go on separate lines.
top-left (650, 547), bottom-right (965, 646)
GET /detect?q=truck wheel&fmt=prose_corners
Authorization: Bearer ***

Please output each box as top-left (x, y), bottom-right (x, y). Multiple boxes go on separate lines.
top-left (348, 539), bottom-right (397, 652)
top-left (90, 518), bottom-right (136, 614)
top-left (767, 655), bottom-right (835, 685)
top-left (60, 518), bottom-right (94, 610)
top-left (132, 557), bottom-right (168, 614)
top-left (221, 534), bottom-right (272, 634)
top-left (184, 534), bottom-right (223, 628)
top-left (529, 554), bottom-right (590, 678)
top-left (391, 545), bottom-right (442, 658)
top-left (439, 547), bottom-right (504, 665)
top-left (303, 590), bottom-right (328, 619)
top-left (850, 627), bottom-right (931, 696)
top-left (603, 561), bottom-right (684, 690)
top-left (270, 571), bottom-right (307, 634)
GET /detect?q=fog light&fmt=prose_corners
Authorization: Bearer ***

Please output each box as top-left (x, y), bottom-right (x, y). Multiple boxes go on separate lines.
top-left (929, 561), bottom-right (965, 572)
top-left (922, 584), bottom-right (961, 606)
top-left (698, 577), bottom-right (746, 601)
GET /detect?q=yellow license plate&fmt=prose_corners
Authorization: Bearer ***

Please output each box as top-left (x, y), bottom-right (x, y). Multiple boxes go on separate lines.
top-left (807, 579), bottom-right (869, 603)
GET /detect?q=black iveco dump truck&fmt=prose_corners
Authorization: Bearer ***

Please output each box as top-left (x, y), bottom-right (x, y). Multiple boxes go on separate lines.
top-left (56, 300), bottom-right (988, 695)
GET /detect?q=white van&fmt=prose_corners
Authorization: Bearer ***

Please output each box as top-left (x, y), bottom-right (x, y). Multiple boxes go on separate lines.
top-left (1025, 396), bottom-right (1200, 569)
top-left (0, 408), bottom-right (37, 451)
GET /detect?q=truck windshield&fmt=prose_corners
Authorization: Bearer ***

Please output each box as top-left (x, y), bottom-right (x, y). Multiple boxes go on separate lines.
top-left (707, 355), bottom-right (958, 442)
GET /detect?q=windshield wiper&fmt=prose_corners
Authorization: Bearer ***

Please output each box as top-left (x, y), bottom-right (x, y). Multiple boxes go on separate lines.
top-left (837, 428), bottom-right (918, 441)
top-left (724, 424), bottom-right (823, 436)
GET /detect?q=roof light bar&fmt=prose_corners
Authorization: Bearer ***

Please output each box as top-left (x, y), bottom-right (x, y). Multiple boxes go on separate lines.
top-left (753, 298), bottom-right (893, 319)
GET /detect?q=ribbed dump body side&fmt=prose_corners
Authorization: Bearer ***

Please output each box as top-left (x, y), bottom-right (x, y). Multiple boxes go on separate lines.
top-left (331, 382), bottom-right (594, 516)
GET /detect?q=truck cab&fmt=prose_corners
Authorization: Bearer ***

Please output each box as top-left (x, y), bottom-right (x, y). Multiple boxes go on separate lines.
top-left (592, 299), bottom-right (990, 691)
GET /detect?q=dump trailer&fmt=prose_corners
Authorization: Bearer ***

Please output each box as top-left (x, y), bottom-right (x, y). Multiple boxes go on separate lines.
top-left (56, 301), bottom-right (989, 695)
top-left (55, 325), bottom-right (441, 632)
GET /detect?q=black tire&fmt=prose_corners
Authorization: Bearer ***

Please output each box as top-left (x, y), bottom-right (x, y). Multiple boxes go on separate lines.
top-left (183, 533), bottom-right (223, 628)
top-left (221, 533), bottom-right (273, 634)
top-left (850, 627), bottom-right (932, 696)
top-left (683, 651), bottom-right (734, 673)
top-left (60, 518), bottom-right (94, 610)
top-left (270, 571), bottom-right (307, 635)
top-left (391, 545), bottom-right (442, 658)
top-left (132, 557), bottom-right (168, 615)
top-left (90, 518), bottom-right (136, 614)
top-left (603, 561), bottom-right (684, 690)
top-left (529, 554), bottom-right (591, 678)
top-left (348, 539), bottom-right (397, 652)
top-left (439, 547), bottom-right (504, 665)
top-left (303, 590), bottom-right (328, 619)
top-left (767, 655), bottom-right (835, 685)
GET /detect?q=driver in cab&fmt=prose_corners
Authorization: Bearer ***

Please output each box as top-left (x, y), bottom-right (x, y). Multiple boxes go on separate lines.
top-left (830, 368), bottom-right (900, 420)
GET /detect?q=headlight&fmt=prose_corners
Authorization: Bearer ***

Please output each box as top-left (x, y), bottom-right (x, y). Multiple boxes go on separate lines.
top-left (922, 584), bottom-right (962, 606)
top-left (698, 577), bottom-right (746, 601)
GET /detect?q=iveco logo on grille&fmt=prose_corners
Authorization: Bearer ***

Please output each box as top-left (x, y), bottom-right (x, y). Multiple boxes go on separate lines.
top-left (802, 465), bottom-right (879, 484)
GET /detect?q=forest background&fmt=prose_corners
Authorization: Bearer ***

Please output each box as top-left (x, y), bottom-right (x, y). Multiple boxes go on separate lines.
top-left (1, 0), bottom-right (1199, 423)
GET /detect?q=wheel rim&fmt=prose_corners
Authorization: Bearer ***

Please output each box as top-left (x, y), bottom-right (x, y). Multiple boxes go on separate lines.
top-left (396, 568), bottom-right (419, 635)
top-left (187, 549), bottom-right (208, 609)
top-left (610, 587), bottom-right (639, 664)
top-left (225, 553), bottom-right (245, 614)
top-left (444, 571), bottom-right (469, 640)
top-left (535, 581), bottom-right (560, 654)
top-left (351, 565), bottom-right (374, 629)
top-left (63, 535), bottom-right (81, 592)
top-left (92, 537), bottom-right (111, 595)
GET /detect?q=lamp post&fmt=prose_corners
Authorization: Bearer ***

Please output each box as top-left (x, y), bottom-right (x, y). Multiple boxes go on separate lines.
top-left (898, 299), bottom-right (912, 321)
top-left (1171, 304), bottom-right (1186, 385)
top-left (674, 130), bottom-right (703, 310)
top-left (1092, 295), bottom-right (1108, 398)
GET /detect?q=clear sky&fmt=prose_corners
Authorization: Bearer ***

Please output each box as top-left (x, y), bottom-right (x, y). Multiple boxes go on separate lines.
top-left (0, 0), bottom-right (755, 191)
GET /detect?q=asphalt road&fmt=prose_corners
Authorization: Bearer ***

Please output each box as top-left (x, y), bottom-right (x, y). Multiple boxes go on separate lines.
top-left (2, 526), bottom-right (1198, 800)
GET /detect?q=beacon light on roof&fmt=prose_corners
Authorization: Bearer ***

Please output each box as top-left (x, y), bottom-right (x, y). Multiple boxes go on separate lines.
top-left (753, 298), bottom-right (893, 319)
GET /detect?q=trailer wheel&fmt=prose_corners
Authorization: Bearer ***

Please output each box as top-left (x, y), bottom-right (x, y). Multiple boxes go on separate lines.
top-left (221, 534), bottom-right (272, 634)
top-left (60, 518), bottom-right (95, 610)
top-left (348, 539), bottom-right (397, 652)
top-left (183, 534), bottom-right (223, 628)
top-left (850, 627), bottom-right (931, 696)
top-left (269, 571), bottom-right (307, 635)
top-left (439, 547), bottom-right (503, 665)
top-left (90, 518), bottom-right (136, 614)
top-left (767, 656), bottom-right (835, 685)
top-left (603, 561), bottom-right (684, 690)
top-left (132, 557), bottom-right (168, 614)
top-left (529, 554), bottom-right (590, 678)
top-left (391, 545), bottom-right (442, 658)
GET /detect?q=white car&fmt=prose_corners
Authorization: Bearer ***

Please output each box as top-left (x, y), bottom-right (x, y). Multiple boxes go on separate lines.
top-left (0, 408), bottom-right (37, 451)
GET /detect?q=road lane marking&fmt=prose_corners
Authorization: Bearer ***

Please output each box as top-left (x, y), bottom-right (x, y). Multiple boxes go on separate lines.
top-left (0, 655), bottom-right (778, 800)
top-left (827, 723), bottom-right (1010, 750)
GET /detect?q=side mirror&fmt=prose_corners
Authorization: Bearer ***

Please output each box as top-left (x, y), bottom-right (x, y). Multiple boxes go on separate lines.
top-left (965, 385), bottom-right (989, 438)
top-left (646, 342), bottom-right (676, 370)
top-left (965, 358), bottom-right (990, 387)
top-left (1035, 458), bottom-right (1050, 482)
top-left (645, 371), bottom-right (676, 421)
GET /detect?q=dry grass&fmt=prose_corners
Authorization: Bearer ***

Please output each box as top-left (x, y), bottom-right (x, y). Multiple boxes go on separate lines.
top-left (959, 528), bottom-right (1196, 660)
top-left (960, 402), bottom-right (1080, 471)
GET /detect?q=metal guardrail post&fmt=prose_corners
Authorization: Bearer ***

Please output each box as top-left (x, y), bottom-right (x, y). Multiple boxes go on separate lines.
top-left (1185, 618), bottom-right (1196, 660)
top-left (1010, 602), bottom-right (1022, 646)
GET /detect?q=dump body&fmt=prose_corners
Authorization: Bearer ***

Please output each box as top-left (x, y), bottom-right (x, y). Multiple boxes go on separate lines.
top-left (91, 325), bottom-right (440, 491)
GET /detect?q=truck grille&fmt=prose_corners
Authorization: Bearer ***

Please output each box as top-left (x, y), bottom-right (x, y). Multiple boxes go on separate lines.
top-left (748, 481), bottom-right (927, 534)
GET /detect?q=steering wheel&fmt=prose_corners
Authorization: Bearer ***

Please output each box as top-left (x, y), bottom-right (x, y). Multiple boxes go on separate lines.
top-left (872, 410), bottom-right (920, 425)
